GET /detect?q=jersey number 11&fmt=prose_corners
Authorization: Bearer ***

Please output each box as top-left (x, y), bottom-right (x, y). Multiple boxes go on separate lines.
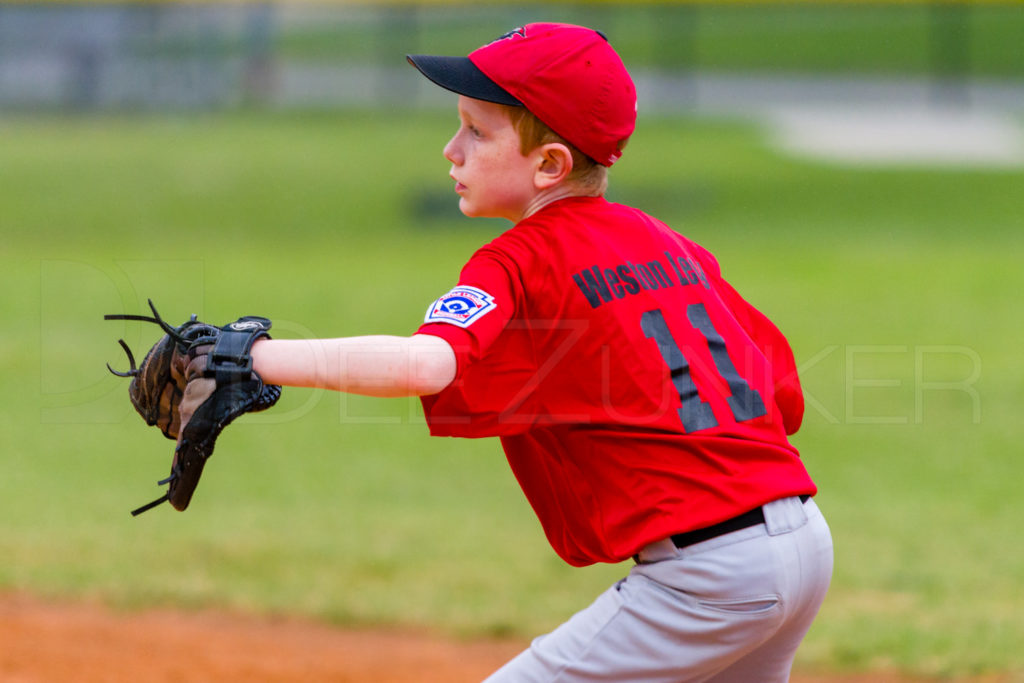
top-left (641, 304), bottom-right (767, 433)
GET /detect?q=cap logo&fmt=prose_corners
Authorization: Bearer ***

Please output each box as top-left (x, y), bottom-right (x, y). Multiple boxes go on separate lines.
top-left (493, 27), bottom-right (526, 43)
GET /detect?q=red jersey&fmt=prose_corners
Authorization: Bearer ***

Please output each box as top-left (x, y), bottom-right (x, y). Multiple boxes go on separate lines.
top-left (417, 196), bottom-right (815, 566)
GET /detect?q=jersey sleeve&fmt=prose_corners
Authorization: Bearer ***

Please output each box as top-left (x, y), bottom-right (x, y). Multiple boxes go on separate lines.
top-left (416, 253), bottom-right (516, 376)
top-left (415, 249), bottom-right (537, 437)
top-left (692, 245), bottom-right (805, 435)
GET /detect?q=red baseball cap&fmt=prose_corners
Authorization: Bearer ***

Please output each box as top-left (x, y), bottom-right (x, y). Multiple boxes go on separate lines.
top-left (407, 23), bottom-right (636, 166)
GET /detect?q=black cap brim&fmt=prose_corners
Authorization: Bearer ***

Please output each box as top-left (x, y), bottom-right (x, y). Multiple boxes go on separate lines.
top-left (406, 54), bottom-right (522, 106)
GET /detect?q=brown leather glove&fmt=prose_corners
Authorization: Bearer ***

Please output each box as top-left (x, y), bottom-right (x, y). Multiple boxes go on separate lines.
top-left (106, 301), bottom-right (281, 515)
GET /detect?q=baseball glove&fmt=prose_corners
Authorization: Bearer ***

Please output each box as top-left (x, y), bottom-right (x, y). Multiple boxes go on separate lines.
top-left (105, 300), bottom-right (282, 515)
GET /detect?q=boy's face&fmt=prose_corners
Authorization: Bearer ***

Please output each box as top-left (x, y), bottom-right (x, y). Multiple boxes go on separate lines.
top-left (444, 96), bottom-right (540, 223)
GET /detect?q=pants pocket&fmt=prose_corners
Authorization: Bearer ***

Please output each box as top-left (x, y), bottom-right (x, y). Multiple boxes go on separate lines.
top-left (697, 595), bottom-right (780, 616)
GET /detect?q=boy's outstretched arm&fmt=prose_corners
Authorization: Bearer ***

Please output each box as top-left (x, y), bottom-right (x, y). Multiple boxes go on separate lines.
top-left (251, 334), bottom-right (456, 398)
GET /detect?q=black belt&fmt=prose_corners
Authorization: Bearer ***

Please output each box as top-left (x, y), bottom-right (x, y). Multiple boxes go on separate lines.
top-left (669, 494), bottom-right (811, 549)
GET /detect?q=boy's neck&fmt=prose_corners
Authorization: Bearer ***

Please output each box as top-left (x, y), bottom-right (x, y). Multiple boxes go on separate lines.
top-left (518, 186), bottom-right (601, 223)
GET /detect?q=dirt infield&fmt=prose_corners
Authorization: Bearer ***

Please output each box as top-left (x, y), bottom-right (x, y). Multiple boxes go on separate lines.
top-left (0, 593), bottom-right (1005, 683)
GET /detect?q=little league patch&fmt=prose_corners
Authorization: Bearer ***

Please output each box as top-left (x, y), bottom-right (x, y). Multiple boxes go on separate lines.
top-left (424, 286), bottom-right (496, 328)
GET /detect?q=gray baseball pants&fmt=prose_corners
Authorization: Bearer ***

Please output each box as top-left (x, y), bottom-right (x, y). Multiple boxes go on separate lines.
top-left (484, 496), bottom-right (833, 683)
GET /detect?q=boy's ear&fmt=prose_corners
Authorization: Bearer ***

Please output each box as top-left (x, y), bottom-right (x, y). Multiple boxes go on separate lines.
top-left (534, 143), bottom-right (573, 190)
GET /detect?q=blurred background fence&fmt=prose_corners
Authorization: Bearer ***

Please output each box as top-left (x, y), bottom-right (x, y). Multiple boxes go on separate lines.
top-left (1, 1), bottom-right (1022, 115)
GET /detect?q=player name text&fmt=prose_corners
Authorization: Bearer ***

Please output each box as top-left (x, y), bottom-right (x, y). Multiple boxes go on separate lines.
top-left (572, 251), bottom-right (710, 309)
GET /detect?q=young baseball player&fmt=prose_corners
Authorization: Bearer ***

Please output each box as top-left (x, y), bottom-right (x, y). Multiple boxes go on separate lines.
top-left (251, 22), bottom-right (833, 682)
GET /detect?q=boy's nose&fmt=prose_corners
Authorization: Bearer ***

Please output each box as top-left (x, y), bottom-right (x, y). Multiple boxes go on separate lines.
top-left (443, 136), bottom-right (462, 165)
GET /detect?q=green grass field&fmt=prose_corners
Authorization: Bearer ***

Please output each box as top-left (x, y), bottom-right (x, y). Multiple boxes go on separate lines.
top-left (2, 110), bottom-right (1022, 679)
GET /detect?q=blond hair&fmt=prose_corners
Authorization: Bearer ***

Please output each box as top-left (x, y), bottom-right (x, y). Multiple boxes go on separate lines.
top-left (505, 106), bottom-right (627, 196)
